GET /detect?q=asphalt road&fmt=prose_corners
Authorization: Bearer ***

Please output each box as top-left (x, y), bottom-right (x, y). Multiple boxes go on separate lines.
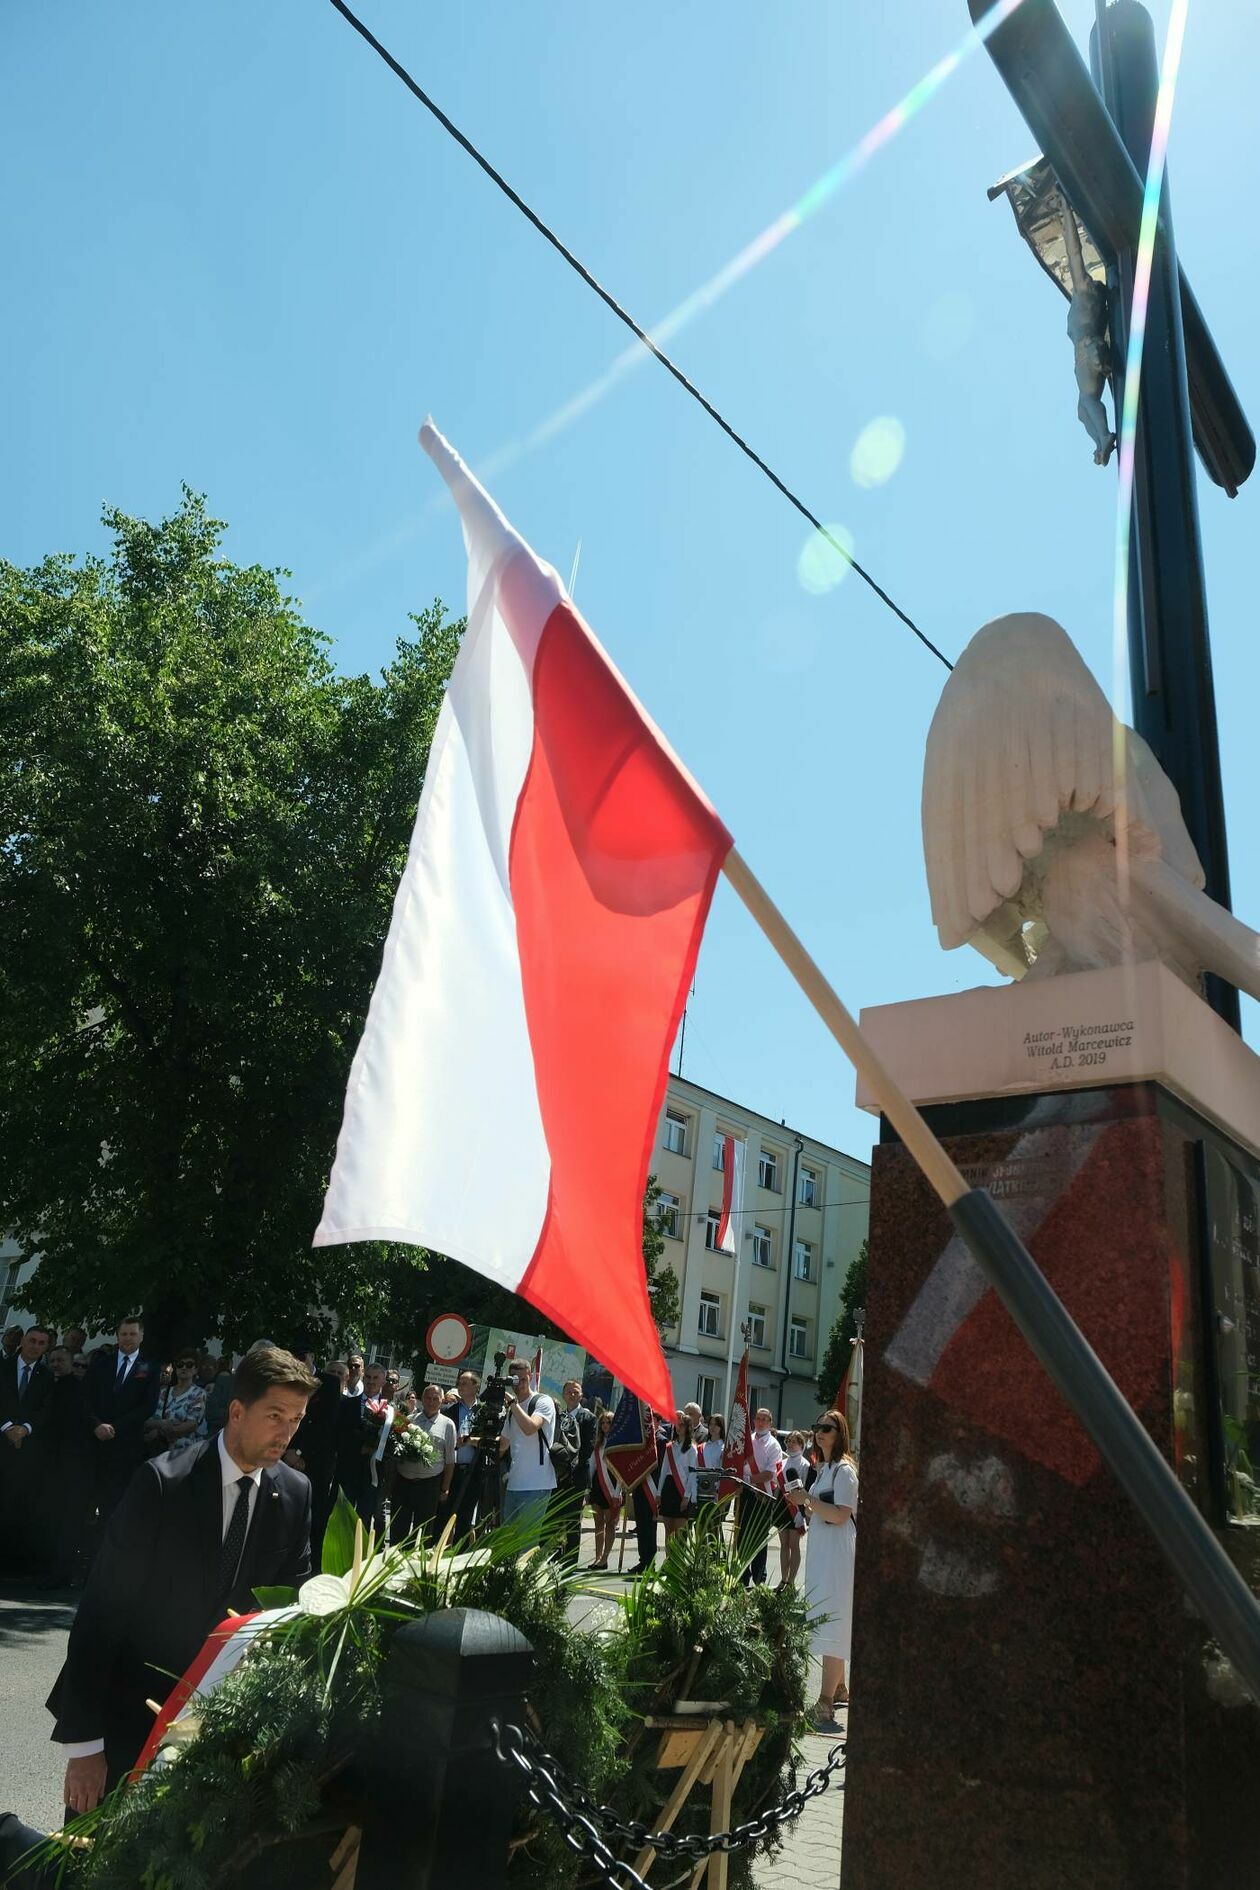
top-left (0, 1583), bottom-right (76, 1833)
top-left (0, 1521), bottom-right (844, 1884)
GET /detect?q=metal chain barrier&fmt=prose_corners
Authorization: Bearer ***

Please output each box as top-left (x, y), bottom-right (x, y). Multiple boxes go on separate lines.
top-left (491, 1718), bottom-right (845, 1890)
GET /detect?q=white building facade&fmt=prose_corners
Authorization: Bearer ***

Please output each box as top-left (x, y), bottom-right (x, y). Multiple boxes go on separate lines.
top-left (650, 1074), bottom-right (870, 1431)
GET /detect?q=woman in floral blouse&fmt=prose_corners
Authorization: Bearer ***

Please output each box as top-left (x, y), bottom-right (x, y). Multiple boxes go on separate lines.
top-left (144, 1351), bottom-right (207, 1457)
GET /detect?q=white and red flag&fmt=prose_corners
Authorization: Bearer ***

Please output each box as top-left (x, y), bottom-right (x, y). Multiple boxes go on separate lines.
top-left (721, 1349), bottom-right (758, 1498)
top-left (715, 1132), bottom-right (746, 1256)
top-left (315, 424), bottom-right (731, 1413)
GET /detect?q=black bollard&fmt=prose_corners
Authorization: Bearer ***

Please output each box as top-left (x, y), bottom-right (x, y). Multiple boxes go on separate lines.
top-left (354, 1607), bottom-right (535, 1887)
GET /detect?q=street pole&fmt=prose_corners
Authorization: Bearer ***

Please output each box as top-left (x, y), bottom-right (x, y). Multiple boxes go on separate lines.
top-left (1090, 0), bottom-right (1239, 1030)
top-left (775, 1137), bottom-right (805, 1426)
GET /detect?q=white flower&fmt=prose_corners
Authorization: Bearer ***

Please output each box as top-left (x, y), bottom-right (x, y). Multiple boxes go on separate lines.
top-left (298, 1572), bottom-right (355, 1615)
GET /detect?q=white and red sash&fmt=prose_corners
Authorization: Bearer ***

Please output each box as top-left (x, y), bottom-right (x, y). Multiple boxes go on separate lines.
top-left (659, 1440), bottom-right (689, 1502)
top-left (133, 1607), bottom-right (297, 1772)
top-left (593, 1445), bottom-right (623, 1509)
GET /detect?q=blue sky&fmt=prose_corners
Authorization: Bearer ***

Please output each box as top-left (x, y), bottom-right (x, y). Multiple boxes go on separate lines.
top-left (5, 0), bottom-right (1257, 1167)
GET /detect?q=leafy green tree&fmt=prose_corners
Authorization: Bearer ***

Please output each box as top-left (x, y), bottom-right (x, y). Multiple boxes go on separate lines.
top-left (0, 490), bottom-right (462, 1357)
top-left (817, 1237), bottom-right (868, 1404)
top-left (365, 1181), bottom-right (681, 1370)
top-left (642, 1174), bottom-right (681, 1335)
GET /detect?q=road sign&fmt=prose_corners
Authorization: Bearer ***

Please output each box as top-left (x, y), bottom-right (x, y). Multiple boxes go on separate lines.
top-left (426, 1312), bottom-right (472, 1364)
top-left (421, 1362), bottom-right (459, 1388)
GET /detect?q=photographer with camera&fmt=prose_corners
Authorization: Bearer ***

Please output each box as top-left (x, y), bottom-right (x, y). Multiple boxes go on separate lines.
top-left (498, 1358), bottom-right (556, 1543)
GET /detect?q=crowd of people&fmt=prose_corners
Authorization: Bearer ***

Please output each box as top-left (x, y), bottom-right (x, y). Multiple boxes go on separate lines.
top-left (0, 1319), bottom-right (858, 1740)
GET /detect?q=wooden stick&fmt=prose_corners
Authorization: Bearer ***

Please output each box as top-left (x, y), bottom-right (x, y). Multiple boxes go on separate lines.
top-left (632, 1719), bottom-right (724, 1881)
top-left (706, 1721), bottom-right (737, 1890)
top-left (722, 848), bottom-right (968, 1208)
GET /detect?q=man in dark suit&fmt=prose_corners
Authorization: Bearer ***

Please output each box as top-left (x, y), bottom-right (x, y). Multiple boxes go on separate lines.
top-left (0, 1324), bottom-right (54, 1576)
top-left (85, 1316), bottom-right (161, 1523)
top-left (49, 1343), bottom-right (317, 1814)
top-left (39, 1344), bottom-right (94, 1588)
top-left (287, 1362), bottom-right (346, 1566)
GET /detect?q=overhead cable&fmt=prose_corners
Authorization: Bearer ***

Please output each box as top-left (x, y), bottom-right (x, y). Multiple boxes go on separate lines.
top-left (328, 0), bottom-right (954, 672)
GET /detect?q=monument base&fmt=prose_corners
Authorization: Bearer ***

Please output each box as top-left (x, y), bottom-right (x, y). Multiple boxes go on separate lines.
top-left (841, 969), bottom-right (1260, 1890)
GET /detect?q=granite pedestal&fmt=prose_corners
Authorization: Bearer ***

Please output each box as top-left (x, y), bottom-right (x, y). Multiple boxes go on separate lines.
top-left (840, 966), bottom-right (1260, 1890)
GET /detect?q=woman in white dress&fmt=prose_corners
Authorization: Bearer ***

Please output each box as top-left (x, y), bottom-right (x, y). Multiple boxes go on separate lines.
top-left (656, 1415), bottom-right (699, 1545)
top-left (789, 1408), bottom-right (858, 1730)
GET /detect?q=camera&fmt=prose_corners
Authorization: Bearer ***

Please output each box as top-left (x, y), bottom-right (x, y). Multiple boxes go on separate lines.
top-left (471, 1350), bottom-right (511, 1460)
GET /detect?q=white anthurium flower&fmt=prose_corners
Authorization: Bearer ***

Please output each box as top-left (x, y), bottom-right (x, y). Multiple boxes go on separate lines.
top-left (298, 1571), bottom-right (355, 1615)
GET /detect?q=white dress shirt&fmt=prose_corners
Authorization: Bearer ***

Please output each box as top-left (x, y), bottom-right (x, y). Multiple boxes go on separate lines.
top-left (218, 1429), bottom-right (264, 1539)
top-left (1, 1357), bottom-right (38, 1433)
top-left (64, 1435), bottom-right (263, 1761)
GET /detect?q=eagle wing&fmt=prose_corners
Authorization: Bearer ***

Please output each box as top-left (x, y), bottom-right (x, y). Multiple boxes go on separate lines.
top-left (922, 612), bottom-right (1175, 958)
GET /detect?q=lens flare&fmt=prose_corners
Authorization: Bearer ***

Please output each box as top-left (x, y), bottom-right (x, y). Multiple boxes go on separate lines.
top-left (850, 416), bottom-right (906, 489)
top-left (494, 0), bottom-right (1028, 472)
top-left (920, 288), bottom-right (976, 361)
top-left (798, 524), bottom-right (855, 595)
top-left (1109, 0), bottom-right (1191, 893)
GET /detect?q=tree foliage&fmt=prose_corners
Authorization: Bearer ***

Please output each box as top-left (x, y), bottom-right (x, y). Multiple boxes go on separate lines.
top-left (642, 1174), bottom-right (681, 1335)
top-left (371, 1181), bottom-right (681, 1370)
top-left (0, 490), bottom-right (462, 1356)
top-left (817, 1237), bottom-right (868, 1404)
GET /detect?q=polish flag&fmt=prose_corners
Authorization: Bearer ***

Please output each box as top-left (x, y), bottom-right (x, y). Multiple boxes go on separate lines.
top-left (715, 1133), bottom-right (746, 1256)
top-left (721, 1350), bottom-right (758, 1498)
top-left (315, 424), bottom-right (731, 1413)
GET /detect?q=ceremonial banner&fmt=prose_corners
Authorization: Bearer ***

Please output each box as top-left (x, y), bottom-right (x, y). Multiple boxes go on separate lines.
top-left (837, 1334), bottom-right (864, 1449)
top-left (604, 1387), bottom-right (660, 1492)
top-left (715, 1132), bottom-right (746, 1256)
top-left (721, 1349), bottom-right (757, 1497)
top-left (316, 424), bottom-right (731, 1413)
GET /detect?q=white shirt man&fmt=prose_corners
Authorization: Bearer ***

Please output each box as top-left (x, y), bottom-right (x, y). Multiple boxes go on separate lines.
top-left (499, 1361), bottom-right (555, 1541)
top-left (737, 1409), bottom-right (784, 1588)
top-left (750, 1410), bottom-right (785, 1489)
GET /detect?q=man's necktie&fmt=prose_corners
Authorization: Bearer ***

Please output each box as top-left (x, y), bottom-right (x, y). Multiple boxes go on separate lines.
top-left (220, 1476), bottom-right (253, 1595)
top-left (17, 1363), bottom-right (28, 1404)
top-left (116, 1354), bottom-right (129, 1385)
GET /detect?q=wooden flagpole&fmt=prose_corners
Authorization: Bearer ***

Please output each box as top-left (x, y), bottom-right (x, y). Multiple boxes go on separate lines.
top-left (722, 849), bottom-right (967, 1209)
top-left (720, 845), bottom-right (1260, 1705)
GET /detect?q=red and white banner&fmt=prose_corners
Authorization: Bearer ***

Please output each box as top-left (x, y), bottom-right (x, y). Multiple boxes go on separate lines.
top-left (715, 1133), bottom-right (746, 1257)
top-left (721, 1350), bottom-right (758, 1498)
top-left (316, 425), bottom-right (731, 1413)
top-left (133, 1608), bottom-right (296, 1773)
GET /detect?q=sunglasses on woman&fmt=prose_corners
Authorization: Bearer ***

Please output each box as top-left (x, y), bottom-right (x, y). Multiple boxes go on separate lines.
top-left (814, 1422), bottom-right (837, 1433)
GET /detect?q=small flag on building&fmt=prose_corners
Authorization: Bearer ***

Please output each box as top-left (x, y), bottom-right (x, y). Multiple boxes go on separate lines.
top-left (604, 1387), bottom-right (660, 1493)
top-left (715, 1133), bottom-right (746, 1257)
top-left (315, 424), bottom-right (732, 1414)
top-left (721, 1349), bottom-right (758, 1497)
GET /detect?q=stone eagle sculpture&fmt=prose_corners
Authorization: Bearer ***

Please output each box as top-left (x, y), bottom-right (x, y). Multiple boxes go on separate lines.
top-left (922, 612), bottom-right (1260, 1002)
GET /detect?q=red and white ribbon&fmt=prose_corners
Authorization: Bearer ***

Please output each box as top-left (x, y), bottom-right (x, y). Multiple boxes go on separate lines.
top-left (593, 1445), bottom-right (623, 1509)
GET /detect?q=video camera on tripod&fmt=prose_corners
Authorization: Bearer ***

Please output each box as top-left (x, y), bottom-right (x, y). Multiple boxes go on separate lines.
top-left (471, 1349), bottom-right (512, 1460)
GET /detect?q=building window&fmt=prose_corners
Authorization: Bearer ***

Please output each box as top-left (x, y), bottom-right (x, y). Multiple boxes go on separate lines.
top-left (799, 1166), bottom-right (819, 1207)
top-left (751, 1385), bottom-right (774, 1417)
top-left (663, 1110), bottom-right (689, 1156)
top-left (657, 1190), bottom-right (681, 1239)
top-left (697, 1373), bottom-right (718, 1413)
top-left (698, 1291), bottom-right (721, 1338)
top-left (747, 1303), bottom-right (767, 1349)
top-left (758, 1149), bottom-right (780, 1192)
top-left (704, 1209), bottom-right (723, 1251)
top-left (752, 1225), bottom-right (773, 1268)
top-left (793, 1239), bottom-right (814, 1282)
top-left (789, 1317), bottom-right (810, 1359)
top-left (712, 1133), bottom-right (726, 1171)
